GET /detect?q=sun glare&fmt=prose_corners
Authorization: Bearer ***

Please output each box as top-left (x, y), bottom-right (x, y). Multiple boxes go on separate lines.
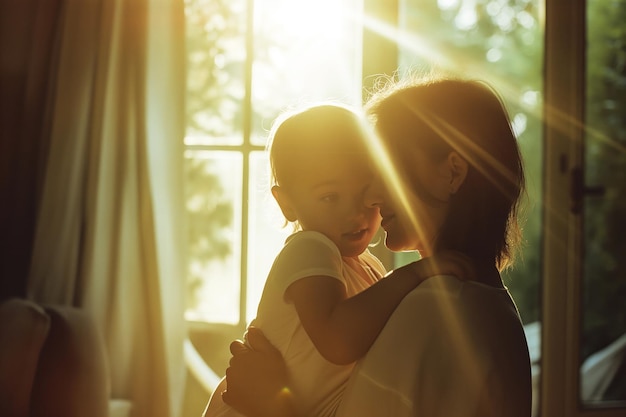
top-left (362, 13), bottom-right (452, 71)
top-left (264, 0), bottom-right (350, 43)
top-left (252, 0), bottom-right (362, 109)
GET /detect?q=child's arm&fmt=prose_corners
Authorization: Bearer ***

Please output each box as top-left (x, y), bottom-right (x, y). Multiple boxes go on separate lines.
top-left (286, 250), bottom-right (473, 365)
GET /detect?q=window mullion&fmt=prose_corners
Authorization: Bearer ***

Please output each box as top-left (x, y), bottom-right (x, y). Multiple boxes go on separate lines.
top-left (238, 0), bottom-right (256, 328)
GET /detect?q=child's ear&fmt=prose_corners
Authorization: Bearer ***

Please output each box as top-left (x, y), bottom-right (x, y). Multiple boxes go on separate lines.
top-left (271, 185), bottom-right (298, 222)
top-left (447, 152), bottom-right (468, 194)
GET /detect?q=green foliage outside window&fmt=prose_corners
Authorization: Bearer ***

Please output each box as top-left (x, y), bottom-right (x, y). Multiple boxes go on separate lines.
top-left (184, 0), bottom-right (244, 311)
top-left (185, 0), bottom-right (245, 138)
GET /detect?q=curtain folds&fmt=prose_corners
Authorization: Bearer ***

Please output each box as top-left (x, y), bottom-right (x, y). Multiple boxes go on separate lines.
top-left (26, 0), bottom-right (187, 416)
top-left (0, 0), bottom-right (62, 299)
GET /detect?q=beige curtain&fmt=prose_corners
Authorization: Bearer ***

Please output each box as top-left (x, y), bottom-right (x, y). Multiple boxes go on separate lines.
top-left (27, 0), bottom-right (187, 416)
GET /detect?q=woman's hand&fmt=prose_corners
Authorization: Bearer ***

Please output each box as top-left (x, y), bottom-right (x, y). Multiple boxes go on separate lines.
top-left (222, 327), bottom-right (298, 417)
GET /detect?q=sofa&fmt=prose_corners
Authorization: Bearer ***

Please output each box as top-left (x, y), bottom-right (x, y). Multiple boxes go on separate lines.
top-left (0, 297), bottom-right (130, 417)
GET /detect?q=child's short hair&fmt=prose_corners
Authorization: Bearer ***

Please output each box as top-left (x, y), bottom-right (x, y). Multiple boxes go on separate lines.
top-left (267, 102), bottom-right (368, 190)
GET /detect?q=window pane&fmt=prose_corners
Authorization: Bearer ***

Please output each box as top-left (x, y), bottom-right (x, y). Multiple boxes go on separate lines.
top-left (184, 0), bottom-right (246, 146)
top-left (185, 151), bottom-right (243, 323)
top-left (397, 1), bottom-right (544, 415)
top-left (581, 0), bottom-right (626, 405)
top-left (246, 151), bottom-right (291, 323)
top-left (250, 0), bottom-right (363, 145)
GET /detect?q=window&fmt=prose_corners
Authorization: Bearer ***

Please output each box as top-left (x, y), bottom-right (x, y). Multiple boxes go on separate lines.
top-left (182, 1), bottom-right (626, 416)
top-left (184, 0), bottom-right (363, 328)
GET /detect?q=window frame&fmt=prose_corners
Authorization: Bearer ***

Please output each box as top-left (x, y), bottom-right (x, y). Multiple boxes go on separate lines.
top-left (543, 0), bottom-right (626, 415)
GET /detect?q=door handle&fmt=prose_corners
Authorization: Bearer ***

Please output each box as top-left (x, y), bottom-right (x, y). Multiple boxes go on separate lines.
top-left (571, 166), bottom-right (606, 214)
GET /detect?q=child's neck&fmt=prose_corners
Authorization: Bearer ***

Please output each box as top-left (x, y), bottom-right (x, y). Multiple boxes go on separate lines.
top-left (342, 254), bottom-right (378, 280)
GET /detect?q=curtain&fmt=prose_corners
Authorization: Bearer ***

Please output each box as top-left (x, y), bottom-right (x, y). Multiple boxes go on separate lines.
top-left (0, 0), bottom-right (62, 299)
top-left (26, 0), bottom-right (187, 416)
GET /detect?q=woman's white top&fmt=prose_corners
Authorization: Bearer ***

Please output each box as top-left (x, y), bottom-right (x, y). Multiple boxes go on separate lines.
top-left (336, 275), bottom-right (532, 417)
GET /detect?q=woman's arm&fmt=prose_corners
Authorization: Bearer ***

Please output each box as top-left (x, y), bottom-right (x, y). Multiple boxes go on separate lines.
top-left (287, 251), bottom-right (472, 364)
top-left (222, 328), bottom-right (299, 417)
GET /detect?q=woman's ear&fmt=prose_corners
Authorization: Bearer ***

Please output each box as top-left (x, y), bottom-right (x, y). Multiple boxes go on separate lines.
top-left (447, 152), bottom-right (468, 194)
top-left (271, 185), bottom-right (298, 222)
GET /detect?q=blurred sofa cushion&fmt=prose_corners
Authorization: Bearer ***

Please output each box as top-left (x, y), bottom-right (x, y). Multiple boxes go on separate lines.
top-left (0, 298), bottom-right (112, 417)
top-left (0, 298), bottom-right (51, 417)
top-left (30, 304), bottom-right (110, 417)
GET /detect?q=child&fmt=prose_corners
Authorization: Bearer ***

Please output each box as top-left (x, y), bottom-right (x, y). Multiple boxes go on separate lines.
top-left (204, 103), bottom-right (469, 417)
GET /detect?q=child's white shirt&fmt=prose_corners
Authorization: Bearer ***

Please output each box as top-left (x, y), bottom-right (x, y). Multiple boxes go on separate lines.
top-left (206, 230), bottom-right (386, 417)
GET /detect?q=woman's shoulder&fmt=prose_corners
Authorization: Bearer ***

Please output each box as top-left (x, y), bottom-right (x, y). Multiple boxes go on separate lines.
top-left (400, 275), bottom-right (516, 318)
top-left (417, 274), bottom-right (508, 294)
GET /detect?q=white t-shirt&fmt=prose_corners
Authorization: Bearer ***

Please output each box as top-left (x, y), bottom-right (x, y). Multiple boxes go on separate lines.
top-left (336, 275), bottom-right (532, 417)
top-left (206, 230), bottom-right (386, 417)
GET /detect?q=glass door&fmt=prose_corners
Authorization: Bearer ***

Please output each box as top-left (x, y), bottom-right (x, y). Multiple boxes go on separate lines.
top-left (579, 0), bottom-right (626, 411)
top-left (543, 0), bottom-right (626, 416)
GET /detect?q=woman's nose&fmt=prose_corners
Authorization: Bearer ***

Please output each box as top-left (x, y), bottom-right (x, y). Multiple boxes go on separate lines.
top-left (363, 178), bottom-right (384, 208)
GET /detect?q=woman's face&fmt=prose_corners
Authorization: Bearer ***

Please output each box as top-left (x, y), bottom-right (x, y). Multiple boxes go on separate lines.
top-left (364, 149), bottom-right (453, 256)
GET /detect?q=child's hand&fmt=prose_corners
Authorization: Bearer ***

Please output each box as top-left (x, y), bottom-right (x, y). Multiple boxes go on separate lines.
top-left (406, 250), bottom-right (475, 282)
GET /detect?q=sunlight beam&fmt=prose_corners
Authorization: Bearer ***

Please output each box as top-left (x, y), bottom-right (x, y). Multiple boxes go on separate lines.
top-left (362, 13), bottom-right (453, 71)
top-left (360, 117), bottom-right (435, 255)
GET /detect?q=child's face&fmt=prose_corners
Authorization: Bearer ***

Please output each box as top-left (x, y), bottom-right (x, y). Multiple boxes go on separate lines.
top-left (281, 152), bottom-right (381, 258)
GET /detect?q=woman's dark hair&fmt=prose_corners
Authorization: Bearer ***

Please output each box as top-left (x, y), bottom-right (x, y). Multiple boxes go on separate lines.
top-left (365, 75), bottom-right (526, 270)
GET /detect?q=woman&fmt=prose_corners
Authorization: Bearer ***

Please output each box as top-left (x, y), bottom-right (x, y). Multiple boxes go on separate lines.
top-left (221, 76), bottom-right (533, 417)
